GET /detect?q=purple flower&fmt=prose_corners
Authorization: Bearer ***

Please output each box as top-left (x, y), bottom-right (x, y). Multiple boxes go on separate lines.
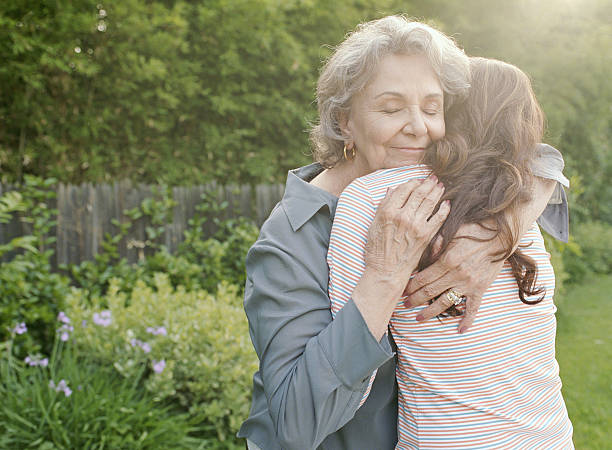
top-left (25, 355), bottom-right (49, 367)
top-left (152, 359), bottom-right (166, 374)
top-left (130, 338), bottom-right (151, 353)
top-left (57, 324), bottom-right (74, 341)
top-left (81, 320), bottom-right (87, 328)
top-left (146, 326), bottom-right (167, 336)
top-left (57, 312), bottom-right (71, 324)
top-left (50, 379), bottom-right (72, 397)
top-left (12, 322), bottom-right (27, 335)
top-left (92, 310), bottom-right (112, 327)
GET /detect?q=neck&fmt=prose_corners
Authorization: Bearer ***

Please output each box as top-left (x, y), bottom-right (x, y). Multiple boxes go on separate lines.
top-left (310, 159), bottom-right (368, 197)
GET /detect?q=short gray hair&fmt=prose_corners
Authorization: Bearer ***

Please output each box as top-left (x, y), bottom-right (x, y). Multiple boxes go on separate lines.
top-left (310, 15), bottom-right (471, 168)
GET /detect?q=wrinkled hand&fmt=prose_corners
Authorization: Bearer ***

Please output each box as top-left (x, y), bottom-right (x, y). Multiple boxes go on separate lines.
top-left (404, 222), bottom-right (505, 333)
top-left (364, 175), bottom-right (450, 289)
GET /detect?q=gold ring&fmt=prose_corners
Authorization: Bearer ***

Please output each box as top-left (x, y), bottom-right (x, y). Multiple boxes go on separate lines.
top-left (445, 288), bottom-right (466, 306)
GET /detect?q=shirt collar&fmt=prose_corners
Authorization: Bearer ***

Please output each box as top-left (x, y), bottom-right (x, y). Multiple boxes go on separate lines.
top-left (282, 163), bottom-right (338, 232)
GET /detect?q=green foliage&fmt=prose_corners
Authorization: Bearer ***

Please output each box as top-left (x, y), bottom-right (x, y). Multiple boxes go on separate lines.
top-left (0, 177), bottom-right (70, 357)
top-left (178, 192), bottom-right (259, 292)
top-left (0, 327), bottom-right (200, 448)
top-left (563, 221), bottom-right (612, 284)
top-left (542, 231), bottom-right (571, 308)
top-left (66, 189), bottom-right (258, 299)
top-left (65, 274), bottom-right (257, 448)
top-left (2, 0), bottom-right (609, 224)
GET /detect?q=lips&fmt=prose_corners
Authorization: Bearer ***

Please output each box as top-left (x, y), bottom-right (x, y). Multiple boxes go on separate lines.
top-left (392, 147), bottom-right (425, 152)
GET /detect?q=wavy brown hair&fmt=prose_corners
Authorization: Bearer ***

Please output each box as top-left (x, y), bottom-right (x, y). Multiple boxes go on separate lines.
top-left (421, 57), bottom-right (546, 315)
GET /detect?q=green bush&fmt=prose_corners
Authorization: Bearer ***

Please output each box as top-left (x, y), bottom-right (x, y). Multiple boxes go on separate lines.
top-left (563, 221), bottom-right (612, 284)
top-left (0, 325), bottom-right (200, 449)
top-left (67, 189), bottom-right (259, 300)
top-left (0, 177), bottom-right (70, 356)
top-left (65, 274), bottom-right (257, 448)
top-left (542, 231), bottom-right (571, 308)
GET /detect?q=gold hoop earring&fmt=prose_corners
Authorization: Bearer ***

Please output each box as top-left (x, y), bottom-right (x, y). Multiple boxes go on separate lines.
top-left (343, 144), bottom-right (356, 161)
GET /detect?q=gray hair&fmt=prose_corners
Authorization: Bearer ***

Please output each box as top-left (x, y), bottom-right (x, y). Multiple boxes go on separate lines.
top-left (310, 15), bottom-right (471, 168)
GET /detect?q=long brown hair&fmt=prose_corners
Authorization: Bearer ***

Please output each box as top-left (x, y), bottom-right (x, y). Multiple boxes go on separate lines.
top-left (422, 57), bottom-right (546, 314)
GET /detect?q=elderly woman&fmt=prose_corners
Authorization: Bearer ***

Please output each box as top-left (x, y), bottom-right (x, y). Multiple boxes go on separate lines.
top-left (328, 56), bottom-right (573, 448)
top-left (238, 16), bottom-right (568, 450)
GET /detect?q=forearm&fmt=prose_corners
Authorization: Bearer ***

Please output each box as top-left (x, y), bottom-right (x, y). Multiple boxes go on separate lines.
top-left (352, 268), bottom-right (413, 341)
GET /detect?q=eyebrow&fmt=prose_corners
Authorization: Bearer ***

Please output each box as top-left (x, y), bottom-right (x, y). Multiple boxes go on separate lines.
top-left (373, 91), bottom-right (443, 100)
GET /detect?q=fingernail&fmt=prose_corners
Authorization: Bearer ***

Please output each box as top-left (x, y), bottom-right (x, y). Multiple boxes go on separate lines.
top-left (437, 182), bottom-right (444, 189)
top-left (429, 175), bottom-right (438, 183)
top-left (444, 200), bottom-right (451, 207)
top-left (459, 326), bottom-right (467, 334)
top-left (416, 314), bottom-right (424, 322)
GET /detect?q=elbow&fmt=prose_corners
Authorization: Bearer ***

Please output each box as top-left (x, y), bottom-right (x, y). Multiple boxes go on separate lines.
top-left (274, 420), bottom-right (320, 450)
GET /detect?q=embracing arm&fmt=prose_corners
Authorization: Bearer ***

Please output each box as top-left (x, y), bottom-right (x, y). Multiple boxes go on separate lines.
top-left (406, 144), bottom-right (567, 330)
top-left (244, 209), bottom-right (393, 449)
top-left (244, 175), bottom-right (447, 448)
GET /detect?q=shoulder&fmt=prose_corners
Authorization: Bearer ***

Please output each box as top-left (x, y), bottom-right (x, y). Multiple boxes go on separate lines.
top-left (339, 165), bottom-right (432, 208)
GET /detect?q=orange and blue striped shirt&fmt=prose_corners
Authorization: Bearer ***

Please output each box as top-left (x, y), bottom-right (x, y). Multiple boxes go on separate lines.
top-left (328, 165), bottom-right (573, 449)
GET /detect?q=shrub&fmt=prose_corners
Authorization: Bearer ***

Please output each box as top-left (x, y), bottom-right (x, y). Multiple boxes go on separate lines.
top-left (563, 221), bottom-right (612, 284)
top-left (0, 322), bottom-right (200, 449)
top-left (542, 231), bottom-right (571, 308)
top-left (0, 177), bottom-right (70, 356)
top-left (65, 274), bottom-right (257, 448)
top-left (67, 189), bottom-right (259, 300)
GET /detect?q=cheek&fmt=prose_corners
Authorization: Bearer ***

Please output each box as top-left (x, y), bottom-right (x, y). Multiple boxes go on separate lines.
top-left (359, 117), bottom-right (398, 146)
top-left (429, 117), bottom-right (446, 142)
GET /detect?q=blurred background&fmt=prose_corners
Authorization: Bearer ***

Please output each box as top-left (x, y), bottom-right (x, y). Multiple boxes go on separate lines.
top-left (1, 0), bottom-right (610, 448)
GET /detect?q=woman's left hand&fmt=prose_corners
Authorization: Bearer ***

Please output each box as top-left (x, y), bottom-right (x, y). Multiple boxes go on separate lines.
top-left (403, 222), bottom-right (505, 333)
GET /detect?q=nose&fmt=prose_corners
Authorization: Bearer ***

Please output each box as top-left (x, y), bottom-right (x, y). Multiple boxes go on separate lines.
top-left (401, 107), bottom-right (427, 136)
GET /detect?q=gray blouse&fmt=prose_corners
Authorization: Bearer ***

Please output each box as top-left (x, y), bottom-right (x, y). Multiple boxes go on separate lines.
top-left (238, 145), bottom-right (569, 450)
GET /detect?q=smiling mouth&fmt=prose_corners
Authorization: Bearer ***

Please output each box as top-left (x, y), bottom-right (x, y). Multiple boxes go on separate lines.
top-left (393, 147), bottom-right (425, 152)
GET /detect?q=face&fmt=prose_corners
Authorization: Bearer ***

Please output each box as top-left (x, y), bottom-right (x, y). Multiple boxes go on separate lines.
top-left (342, 53), bottom-right (445, 175)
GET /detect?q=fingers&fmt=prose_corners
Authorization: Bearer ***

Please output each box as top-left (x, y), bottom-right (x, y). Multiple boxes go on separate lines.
top-left (404, 267), bottom-right (451, 306)
top-left (431, 235), bottom-right (444, 258)
top-left (414, 292), bottom-right (480, 334)
top-left (404, 175), bottom-right (443, 214)
top-left (414, 294), bottom-right (455, 322)
top-left (458, 295), bottom-right (482, 333)
top-left (381, 179), bottom-right (423, 210)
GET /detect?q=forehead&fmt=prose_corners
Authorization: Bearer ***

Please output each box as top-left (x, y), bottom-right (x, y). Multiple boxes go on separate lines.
top-left (362, 53), bottom-right (443, 101)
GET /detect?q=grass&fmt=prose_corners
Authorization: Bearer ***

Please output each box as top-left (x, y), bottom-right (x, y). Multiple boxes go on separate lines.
top-left (556, 274), bottom-right (612, 449)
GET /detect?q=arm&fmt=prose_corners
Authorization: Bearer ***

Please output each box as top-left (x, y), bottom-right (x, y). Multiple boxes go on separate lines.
top-left (328, 172), bottom-right (449, 407)
top-left (405, 143), bottom-right (568, 331)
top-left (245, 174), bottom-right (447, 448)
top-left (406, 176), bottom-right (557, 332)
top-left (244, 207), bottom-right (394, 449)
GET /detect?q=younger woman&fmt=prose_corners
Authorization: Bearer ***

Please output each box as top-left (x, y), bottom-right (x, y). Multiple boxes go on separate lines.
top-left (328, 57), bottom-right (573, 449)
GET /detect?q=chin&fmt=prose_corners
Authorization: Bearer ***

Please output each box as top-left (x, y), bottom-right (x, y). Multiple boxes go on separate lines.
top-left (384, 158), bottom-right (422, 169)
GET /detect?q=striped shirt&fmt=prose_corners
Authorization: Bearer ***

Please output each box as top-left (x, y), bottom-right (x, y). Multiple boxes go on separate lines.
top-left (328, 165), bottom-right (574, 449)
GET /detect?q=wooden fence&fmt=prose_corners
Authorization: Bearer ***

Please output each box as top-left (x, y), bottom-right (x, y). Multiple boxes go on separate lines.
top-left (0, 181), bottom-right (285, 266)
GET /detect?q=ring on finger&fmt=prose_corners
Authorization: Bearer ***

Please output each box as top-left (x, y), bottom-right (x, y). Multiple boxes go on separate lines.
top-left (445, 288), bottom-right (466, 306)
